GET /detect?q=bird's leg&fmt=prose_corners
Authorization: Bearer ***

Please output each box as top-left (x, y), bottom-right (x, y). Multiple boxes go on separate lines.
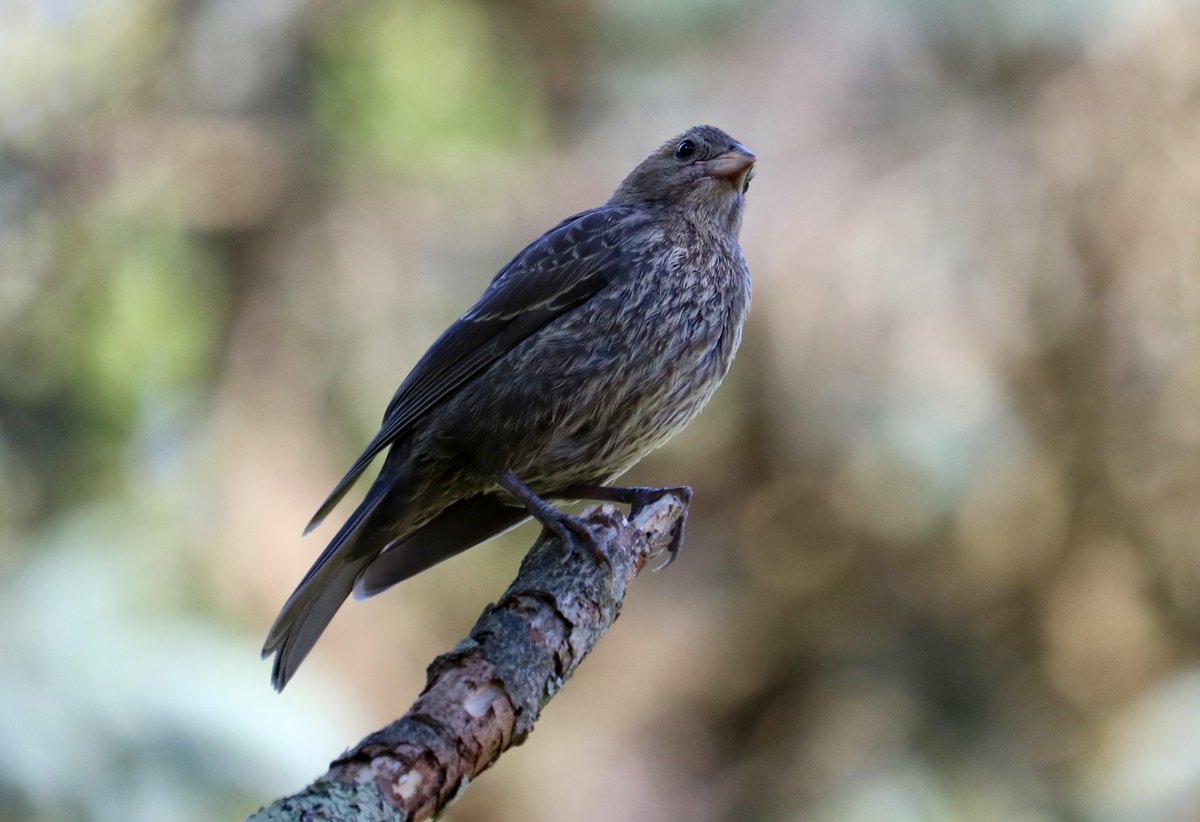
top-left (549, 484), bottom-right (693, 569)
top-left (495, 472), bottom-right (608, 563)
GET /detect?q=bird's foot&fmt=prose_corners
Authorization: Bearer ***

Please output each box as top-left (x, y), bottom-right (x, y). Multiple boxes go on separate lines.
top-left (496, 471), bottom-right (613, 567)
top-left (540, 511), bottom-right (611, 566)
top-left (549, 483), bottom-right (693, 570)
top-left (653, 501), bottom-right (689, 571)
top-left (621, 485), bottom-right (693, 517)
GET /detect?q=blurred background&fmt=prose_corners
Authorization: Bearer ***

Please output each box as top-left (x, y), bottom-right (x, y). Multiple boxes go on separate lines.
top-left (2, 0), bottom-right (1200, 819)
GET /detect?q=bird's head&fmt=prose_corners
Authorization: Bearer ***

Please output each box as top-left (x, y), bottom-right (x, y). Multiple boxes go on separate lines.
top-left (609, 125), bottom-right (756, 235)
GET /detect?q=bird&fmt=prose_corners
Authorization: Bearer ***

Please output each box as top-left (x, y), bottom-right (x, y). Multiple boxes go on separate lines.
top-left (263, 125), bottom-right (756, 691)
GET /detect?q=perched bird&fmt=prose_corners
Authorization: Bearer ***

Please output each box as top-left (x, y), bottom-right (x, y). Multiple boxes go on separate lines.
top-left (264, 125), bottom-right (756, 690)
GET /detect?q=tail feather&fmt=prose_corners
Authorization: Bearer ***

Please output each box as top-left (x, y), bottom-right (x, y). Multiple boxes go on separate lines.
top-left (354, 494), bottom-right (529, 599)
top-left (267, 490), bottom-right (530, 690)
top-left (263, 482), bottom-right (390, 691)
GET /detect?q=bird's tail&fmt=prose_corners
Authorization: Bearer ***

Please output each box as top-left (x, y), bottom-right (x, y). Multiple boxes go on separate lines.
top-left (262, 482), bottom-right (390, 691)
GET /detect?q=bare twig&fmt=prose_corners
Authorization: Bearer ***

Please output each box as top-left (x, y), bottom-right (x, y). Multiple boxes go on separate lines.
top-left (248, 494), bottom-right (687, 822)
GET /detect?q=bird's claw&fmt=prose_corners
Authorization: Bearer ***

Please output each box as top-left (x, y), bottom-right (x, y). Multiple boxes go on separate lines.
top-left (617, 485), bottom-right (691, 571)
top-left (532, 479), bottom-right (693, 570)
top-left (651, 503), bottom-right (689, 572)
top-left (627, 484), bottom-right (693, 517)
top-left (545, 513), bottom-right (611, 568)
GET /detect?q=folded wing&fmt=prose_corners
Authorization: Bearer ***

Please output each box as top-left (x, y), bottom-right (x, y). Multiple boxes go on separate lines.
top-left (304, 206), bottom-right (652, 533)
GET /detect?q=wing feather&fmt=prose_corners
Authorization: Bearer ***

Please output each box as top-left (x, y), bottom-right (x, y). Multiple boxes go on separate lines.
top-left (304, 206), bottom-right (651, 532)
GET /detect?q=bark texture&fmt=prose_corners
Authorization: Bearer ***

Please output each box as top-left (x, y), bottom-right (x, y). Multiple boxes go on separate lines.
top-left (248, 494), bottom-right (686, 821)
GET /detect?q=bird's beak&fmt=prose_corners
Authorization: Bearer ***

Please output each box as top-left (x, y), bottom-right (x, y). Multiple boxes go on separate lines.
top-left (703, 144), bottom-right (757, 185)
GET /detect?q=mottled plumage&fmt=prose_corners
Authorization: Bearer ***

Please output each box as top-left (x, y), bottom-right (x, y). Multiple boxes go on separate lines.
top-left (264, 125), bottom-right (756, 690)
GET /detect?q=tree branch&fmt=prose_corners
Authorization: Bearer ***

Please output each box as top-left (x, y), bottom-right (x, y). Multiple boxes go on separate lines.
top-left (248, 494), bottom-right (686, 822)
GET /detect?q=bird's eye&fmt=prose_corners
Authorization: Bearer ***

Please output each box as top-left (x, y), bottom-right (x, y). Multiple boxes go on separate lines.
top-left (674, 139), bottom-right (697, 160)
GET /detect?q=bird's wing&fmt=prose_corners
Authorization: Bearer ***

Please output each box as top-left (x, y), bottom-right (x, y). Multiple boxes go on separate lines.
top-left (353, 493), bottom-right (531, 599)
top-left (304, 205), bottom-right (652, 533)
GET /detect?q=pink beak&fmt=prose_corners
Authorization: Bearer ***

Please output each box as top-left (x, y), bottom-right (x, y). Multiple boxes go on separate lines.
top-left (702, 144), bottom-right (756, 182)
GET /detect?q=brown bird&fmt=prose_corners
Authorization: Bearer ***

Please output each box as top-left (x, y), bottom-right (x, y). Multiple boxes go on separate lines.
top-left (263, 125), bottom-right (756, 690)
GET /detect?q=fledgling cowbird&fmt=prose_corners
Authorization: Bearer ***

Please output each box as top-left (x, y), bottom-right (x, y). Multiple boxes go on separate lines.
top-left (264, 125), bottom-right (756, 690)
